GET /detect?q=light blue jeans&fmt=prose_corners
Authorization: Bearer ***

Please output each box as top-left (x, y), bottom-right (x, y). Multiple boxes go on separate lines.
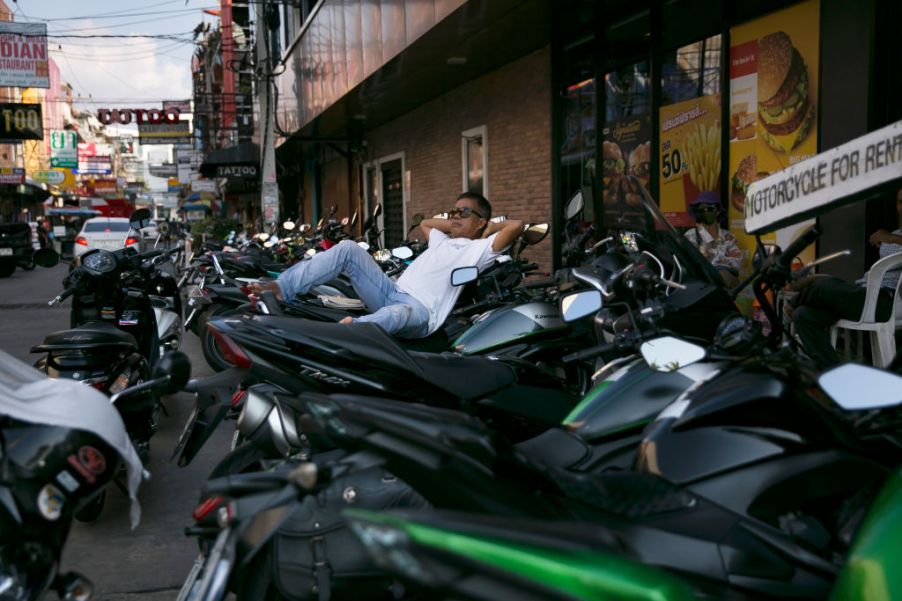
top-left (276, 240), bottom-right (430, 337)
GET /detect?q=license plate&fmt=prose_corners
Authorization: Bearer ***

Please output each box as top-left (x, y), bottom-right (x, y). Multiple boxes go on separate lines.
top-left (0, 248), bottom-right (12, 256)
top-left (172, 406), bottom-right (199, 461)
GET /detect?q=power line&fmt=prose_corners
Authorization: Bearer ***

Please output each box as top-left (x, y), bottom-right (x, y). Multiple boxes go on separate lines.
top-left (29, 6), bottom-right (220, 22)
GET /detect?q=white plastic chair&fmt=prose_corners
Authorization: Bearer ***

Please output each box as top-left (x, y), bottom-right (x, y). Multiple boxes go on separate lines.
top-left (830, 253), bottom-right (902, 367)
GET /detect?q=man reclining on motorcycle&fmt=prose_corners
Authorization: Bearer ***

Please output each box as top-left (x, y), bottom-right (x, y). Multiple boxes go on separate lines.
top-left (250, 192), bottom-right (524, 337)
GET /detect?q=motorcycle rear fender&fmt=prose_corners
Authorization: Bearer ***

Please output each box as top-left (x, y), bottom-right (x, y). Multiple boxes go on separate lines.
top-left (176, 368), bottom-right (249, 466)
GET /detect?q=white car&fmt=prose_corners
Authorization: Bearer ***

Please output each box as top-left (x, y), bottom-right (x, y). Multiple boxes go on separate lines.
top-left (74, 217), bottom-right (140, 258)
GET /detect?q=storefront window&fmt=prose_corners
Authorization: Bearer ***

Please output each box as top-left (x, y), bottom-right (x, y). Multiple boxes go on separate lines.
top-left (658, 35), bottom-right (723, 228)
top-left (560, 77), bottom-right (596, 223)
top-left (602, 61), bottom-right (652, 227)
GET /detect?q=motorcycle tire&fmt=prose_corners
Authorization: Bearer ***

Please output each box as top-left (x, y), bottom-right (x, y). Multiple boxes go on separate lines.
top-left (75, 489), bottom-right (106, 522)
top-left (200, 305), bottom-right (245, 372)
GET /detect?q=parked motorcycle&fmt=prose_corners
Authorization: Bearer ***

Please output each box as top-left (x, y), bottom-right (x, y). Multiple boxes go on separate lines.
top-left (0, 347), bottom-right (189, 600)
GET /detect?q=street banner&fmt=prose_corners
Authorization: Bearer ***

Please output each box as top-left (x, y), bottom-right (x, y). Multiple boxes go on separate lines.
top-left (0, 22), bottom-right (49, 88)
top-left (77, 143), bottom-right (113, 175)
top-left (746, 120), bottom-right (902, 233)
top-left (728, 0), bottom-right (820, 265)
top-left (0, 167), bottom-right (24, 185)
top-left (51, 130), bottom-right (78, 168)
top-left (0, 102), bottom-right (42, 140)
top-left (659, 94), bottom-right (721, 227)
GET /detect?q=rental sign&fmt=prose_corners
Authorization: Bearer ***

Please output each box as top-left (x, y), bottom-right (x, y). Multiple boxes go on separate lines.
top-left (745, 120), bottom-right (902, 234)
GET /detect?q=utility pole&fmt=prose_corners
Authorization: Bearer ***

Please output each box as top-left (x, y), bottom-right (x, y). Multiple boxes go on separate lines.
top-left (256, 0), bottom-right (279, 230)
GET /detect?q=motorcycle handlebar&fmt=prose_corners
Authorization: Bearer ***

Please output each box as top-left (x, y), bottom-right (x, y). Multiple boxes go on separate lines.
top-left (202, 472), bottom-right (290, 498)
top-left (562, 342), bottom-right (617, 363)
top-left (49, 285), bottom-right (78, 306)
top-left (777, 224), bottom-right (821, 270)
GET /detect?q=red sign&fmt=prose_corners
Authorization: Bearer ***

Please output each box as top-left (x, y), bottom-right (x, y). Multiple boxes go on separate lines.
top-left (729, 40), bottom-right (757, 78)
top-left (97, 107), bottom-right (181, 125)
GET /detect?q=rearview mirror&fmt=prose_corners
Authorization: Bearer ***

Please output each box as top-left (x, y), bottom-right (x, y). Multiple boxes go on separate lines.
top-left (451, 266), bottom-right (478, 286)
top-left (357, 241), bottom-right (370, 251)
top-left (299, 224), bottom-right (311, 233)
top-left (153, 351), bottom-right (191, 394)
top-left (341, 217), bottom-right (350, 226)
top-left (819, 364), bottom-right (902, 410)
top-left (564, 190), bottom-right (584, 220)
top-left (391, 246), bottom-right (413, 260)
top-left (129, 208), bottom-right (153, 230)
top-left (560, 290), bottom-right (602, 322)
top-left (639, 337), bottom-right (706, 372)
top-left (33, 248), bottom-right (60, 268)
top-left (305, 248), bottom-right (317, 258)
top-left (257, 232), bottom-right (271, 241)
top-left (522, 223), bottom-right (549, 245)
top-left (283, 220), bottom-right (296, 231)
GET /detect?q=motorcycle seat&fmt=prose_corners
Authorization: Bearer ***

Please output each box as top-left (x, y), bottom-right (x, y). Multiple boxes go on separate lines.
top-left (32, 321), bottom-right (138, 353)
top-left (263, 318), bottom-right (517, 401)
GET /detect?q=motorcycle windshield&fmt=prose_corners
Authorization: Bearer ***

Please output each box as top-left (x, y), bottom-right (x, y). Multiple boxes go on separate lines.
top-left (602, 176), bottom-right (724, 286)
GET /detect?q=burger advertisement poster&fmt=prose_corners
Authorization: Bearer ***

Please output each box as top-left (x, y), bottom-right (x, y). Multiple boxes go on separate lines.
top-left (602, 116), bottom-right (651, 226)
top-left (659, 94), bottom-right (722, 227)
top-left (728, 0), bottom-right (820, 268)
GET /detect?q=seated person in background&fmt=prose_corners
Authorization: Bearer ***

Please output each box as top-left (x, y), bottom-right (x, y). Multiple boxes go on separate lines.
top-left (251, 192), bottom-right (524, 338)
top-left (789, 187), bottom-right (902, 369)
top-left (683, 191), bottom-right (742, 288)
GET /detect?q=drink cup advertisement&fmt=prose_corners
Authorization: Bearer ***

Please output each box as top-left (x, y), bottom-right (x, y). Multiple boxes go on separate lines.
top-left (659, 94), bottom-right (722, 227)
top-left (729, 0), bottom-right (820, 270)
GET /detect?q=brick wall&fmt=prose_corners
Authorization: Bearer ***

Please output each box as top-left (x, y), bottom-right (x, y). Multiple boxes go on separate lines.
top-left (362, 46), bottom-right (553, 271)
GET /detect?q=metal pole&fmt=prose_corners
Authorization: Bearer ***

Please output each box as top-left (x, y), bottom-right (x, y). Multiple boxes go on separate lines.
top-left (256, 0), bottom-right (279, 231)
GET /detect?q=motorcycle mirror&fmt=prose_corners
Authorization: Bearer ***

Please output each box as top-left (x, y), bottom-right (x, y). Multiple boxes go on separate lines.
top-left (33, 247), bottom-right (60, 268)
top-left (341, 216), bottom-right (350, 226)
top-left (391, 246), bottom-right (413, 260)
top-left (357, 241), bottom-right (371, 251)
top-left (374, 249), bottom-right (391, 262)
top-left (564, 190), bottom-right (584, 220)
top-left (283, 220), bottom-right (296, 231)
top-left (560, 289), bottom-right (602, 322)
top-left (128, 208), bottom-right (153, 231)
top-left (451, 266), bottom-right (478, 286)
top-left (305, 248), bottom-right (317, 258)
top-left (257, 232), bottom-right (271, 241)
top-left (372, 203), bottom-right (382, 218)
top-left (299, 224), bottom-right (311, 233)
top-left (152, 351), bottom-right (191, 395)
top-left (490, 215), bottom-right (508, 223)
top-left (639, 337), bottom-right (706, 372)
top-left (264, 240), bottom-right (276, 248)
top-left (819, 364), bottom-right (902, 411)
top-left (410, 213), bottom-right (424, 228)
top-left (522, 223), bottom-right (549, 245)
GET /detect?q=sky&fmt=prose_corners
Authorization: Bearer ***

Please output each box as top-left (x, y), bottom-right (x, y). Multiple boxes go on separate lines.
top-left (9, 0), bottom-right (220, 112)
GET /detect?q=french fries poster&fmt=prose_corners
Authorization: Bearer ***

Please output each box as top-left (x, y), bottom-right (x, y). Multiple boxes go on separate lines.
top-left (729, 0), bottom-right (819, 269)
top-left (659, 94), bottom-right (722, 227)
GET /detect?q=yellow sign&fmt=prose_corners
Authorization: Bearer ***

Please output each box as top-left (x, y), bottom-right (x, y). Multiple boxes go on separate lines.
top-left (659, 95), bottom-right (722, 227)
top-left (728, 0), bottom-right (820, 270)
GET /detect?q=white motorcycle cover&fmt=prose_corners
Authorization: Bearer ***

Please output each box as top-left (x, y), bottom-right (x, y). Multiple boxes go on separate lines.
top-left (0, 349), bottom-right (144, 528)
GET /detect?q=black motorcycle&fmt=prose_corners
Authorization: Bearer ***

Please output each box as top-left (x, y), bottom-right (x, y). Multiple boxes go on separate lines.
top-left (30, 209), bottom-right (183, 465)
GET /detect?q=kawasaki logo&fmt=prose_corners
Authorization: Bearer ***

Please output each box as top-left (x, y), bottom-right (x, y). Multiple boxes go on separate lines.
top-left (299, 365), bottom-right (350, 387)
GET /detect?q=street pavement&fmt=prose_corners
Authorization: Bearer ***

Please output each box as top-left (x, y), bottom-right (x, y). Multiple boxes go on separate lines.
top-left (0, 262), bottom-right (233, 600)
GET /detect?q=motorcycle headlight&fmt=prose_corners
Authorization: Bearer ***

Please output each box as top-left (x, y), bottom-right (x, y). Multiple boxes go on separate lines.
top-left (107, 371), bottom-right (131, 394)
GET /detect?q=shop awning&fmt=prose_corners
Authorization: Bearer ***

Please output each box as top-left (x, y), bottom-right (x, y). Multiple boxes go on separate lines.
top-left (199, 142), bottom-right (259, 177)
top-left (1, 178), bottom-right (51, 202)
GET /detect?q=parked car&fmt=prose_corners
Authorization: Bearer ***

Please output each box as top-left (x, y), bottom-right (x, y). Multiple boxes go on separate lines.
top-left (0, 222), bottom-right (32, 277)
top-left (74, 217), bottom-right (140, 258)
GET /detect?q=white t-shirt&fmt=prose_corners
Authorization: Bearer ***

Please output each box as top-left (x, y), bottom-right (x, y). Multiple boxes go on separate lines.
top-left (397, 230), bottom-right (501, 333)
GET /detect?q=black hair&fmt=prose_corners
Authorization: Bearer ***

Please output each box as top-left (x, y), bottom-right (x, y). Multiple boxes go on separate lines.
top-left (457, 191), bottom-right (492, 220)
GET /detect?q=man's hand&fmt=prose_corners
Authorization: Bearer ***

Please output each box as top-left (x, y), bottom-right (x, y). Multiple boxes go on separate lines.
top-left (485, 219), bottom-right (525, 252)
top-left (249, 281), bottom-right (282, 300)
top-left (869, 229), bottom-right (902, 247)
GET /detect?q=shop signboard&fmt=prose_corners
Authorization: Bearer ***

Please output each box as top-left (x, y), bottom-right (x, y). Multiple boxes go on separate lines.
top-left (659, 95), bottom-right (721, 227)
top-left (149, 163), bottom-right (177, 178)
top-left (746, 120), bottom-right (902, 234)
top-left (0, 22), bottom-right (49, 88)
top-left (50, 130), bottom-right (78, 168)
top-left (77, 143), bottom-right (113, 174)
top-left (728, 0), bottom-right (820, 265)
top-left (176, 149), bottom-right (201, 184)
top-left (0, 167), bottom-right (24, 185)
top-left (139, 121), bottom-right (191, 145)
top-left (0, 102), bottom-right (42, 140)
top-left (191, 179), bottom-right (217, 193)
top-left (32, 169), bottom-right (65, 185)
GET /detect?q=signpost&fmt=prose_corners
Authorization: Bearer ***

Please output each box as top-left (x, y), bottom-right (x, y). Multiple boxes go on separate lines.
top-left (745, 120), bottom-right (902, 234)
top-left (50, 130), bottom-right (78, 168)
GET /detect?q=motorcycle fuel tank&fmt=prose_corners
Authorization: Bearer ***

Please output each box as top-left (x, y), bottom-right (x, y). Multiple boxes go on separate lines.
top-left (453, 302), bottom-right (567, 355)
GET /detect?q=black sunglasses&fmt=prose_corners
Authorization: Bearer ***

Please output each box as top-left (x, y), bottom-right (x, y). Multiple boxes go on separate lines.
top-left (694, 205), bottom-right (720, 213)
top-left (448, 207), bottom-right (484, 219)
